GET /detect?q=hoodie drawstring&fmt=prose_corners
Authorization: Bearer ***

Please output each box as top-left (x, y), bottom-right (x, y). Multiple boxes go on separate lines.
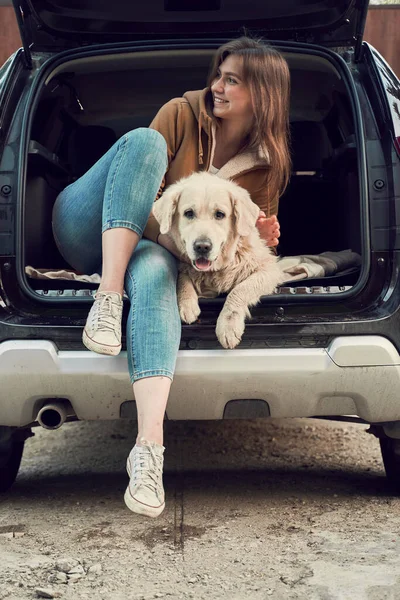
top-left (198, 112), bottom-right (204, 165)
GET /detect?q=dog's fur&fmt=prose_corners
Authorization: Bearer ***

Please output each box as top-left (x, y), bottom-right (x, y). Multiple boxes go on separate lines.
top-left (153, 172), bottom-right (284, 349)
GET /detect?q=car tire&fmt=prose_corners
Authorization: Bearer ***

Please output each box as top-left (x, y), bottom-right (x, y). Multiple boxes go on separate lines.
top-left (379, 435), bottom-right (400, 492)
top-left (0, 427), bottom-right (26, 493)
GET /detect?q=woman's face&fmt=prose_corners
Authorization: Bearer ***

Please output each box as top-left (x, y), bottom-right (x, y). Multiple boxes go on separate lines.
top-left (211, 55), bottom-right (253, 123)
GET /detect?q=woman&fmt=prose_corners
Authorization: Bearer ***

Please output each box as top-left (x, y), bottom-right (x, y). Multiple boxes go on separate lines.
top-left (52, 36), bottom-right (291, 518)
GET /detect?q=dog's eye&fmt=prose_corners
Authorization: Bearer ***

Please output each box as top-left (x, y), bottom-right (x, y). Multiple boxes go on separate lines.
top-left (215, 210), bottom-right (225, 220)
top-left (184, 209), bottom-right (195, 219)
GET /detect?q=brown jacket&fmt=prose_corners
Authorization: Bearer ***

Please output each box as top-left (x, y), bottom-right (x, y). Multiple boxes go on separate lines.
top-left (144, 88), bottom-right (276, 242)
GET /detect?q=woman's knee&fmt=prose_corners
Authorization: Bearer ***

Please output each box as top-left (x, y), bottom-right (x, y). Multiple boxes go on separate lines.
top-left (137, 251), bottom-right (178, 290)
top-left (125, 240), bottom-right (178, 295)
top-left (123, 128), bottom-right (167, 162)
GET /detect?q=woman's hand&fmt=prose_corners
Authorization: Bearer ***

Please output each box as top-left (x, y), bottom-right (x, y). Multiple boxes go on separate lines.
top-left (256, 212), bottom-right (280, 247)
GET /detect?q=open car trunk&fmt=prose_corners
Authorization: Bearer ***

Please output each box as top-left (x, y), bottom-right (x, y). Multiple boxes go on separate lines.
top-left (22, 46), bottom-right (364, 304)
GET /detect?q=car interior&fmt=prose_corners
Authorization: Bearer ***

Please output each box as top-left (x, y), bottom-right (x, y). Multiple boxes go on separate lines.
top-left (24, 49), bottom-right (361, 295)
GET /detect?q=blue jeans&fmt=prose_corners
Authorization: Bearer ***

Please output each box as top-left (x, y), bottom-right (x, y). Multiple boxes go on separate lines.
top-left (52, 128), bottom-right (181, 383)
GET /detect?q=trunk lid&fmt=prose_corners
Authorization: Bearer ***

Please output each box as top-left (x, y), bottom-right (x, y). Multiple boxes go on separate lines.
top-left (10, 0), bottom-right (369, 61)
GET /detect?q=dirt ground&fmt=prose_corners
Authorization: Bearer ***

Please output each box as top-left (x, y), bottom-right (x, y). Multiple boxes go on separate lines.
top-left (1, 416), bottom-right (400, 600)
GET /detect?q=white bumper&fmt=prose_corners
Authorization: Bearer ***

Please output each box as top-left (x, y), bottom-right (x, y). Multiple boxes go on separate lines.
top-left (1, 336), bottom-right (400, 426)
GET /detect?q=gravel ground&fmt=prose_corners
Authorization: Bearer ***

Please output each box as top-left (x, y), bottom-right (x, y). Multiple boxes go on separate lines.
top-left (1, 417), bottom-right (400, 600)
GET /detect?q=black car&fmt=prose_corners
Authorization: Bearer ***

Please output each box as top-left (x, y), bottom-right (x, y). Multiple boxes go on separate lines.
top-left (1, 0), bottom-right (400, 493)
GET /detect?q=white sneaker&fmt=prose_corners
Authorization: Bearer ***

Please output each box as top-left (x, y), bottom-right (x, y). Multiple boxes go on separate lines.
top-left (124, 439), bottom-right (165, 518)
top-left (82, 291), bottom-right (123, 356)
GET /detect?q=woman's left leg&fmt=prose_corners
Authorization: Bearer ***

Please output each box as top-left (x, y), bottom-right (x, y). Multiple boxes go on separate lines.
top-left (123, 239), bottom-right (181, 518)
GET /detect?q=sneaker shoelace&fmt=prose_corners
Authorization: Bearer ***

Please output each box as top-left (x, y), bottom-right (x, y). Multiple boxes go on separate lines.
top-left (91, 293), bottom-right (122, 334)
top-left (131, 445), bottom-right (163, 498)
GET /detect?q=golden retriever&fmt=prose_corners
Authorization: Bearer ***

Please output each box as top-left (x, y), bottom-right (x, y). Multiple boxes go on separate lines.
top-left (153, 172), bottom-right (283, 349)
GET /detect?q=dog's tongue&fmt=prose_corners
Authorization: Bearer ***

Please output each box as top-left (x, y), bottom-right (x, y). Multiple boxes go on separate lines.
top-left (195, 258), bottom-right (212, 270)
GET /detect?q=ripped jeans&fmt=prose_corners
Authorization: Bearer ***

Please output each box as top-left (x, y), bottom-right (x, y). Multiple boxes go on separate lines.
top-left (52, 128), bottom-right (181, 383)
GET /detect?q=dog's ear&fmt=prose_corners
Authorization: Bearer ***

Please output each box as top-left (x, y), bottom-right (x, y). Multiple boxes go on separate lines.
top-left (230, 186), bottom-right (260, 237)
top-left (153, 182), bottom-right (182, 234)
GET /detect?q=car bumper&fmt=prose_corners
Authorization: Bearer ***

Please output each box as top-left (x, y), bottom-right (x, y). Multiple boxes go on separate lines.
top-left (1, 336), bottom-right (400, 427)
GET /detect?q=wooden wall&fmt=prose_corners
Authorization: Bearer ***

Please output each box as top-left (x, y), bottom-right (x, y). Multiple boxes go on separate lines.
top-left (0, 5), bottom-right (399, 75)
top-left (364, 6), bottom-right (400, 76)
top-left (0, 6), bottom-right (21, 67)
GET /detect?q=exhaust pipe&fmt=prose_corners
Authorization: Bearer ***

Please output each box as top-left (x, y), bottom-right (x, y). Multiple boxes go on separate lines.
top-left (37, 400), bottom-right (71, 430)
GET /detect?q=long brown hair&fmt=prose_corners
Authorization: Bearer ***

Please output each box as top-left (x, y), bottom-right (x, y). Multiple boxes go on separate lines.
top-left (208, 36), bottom-right (291, 204)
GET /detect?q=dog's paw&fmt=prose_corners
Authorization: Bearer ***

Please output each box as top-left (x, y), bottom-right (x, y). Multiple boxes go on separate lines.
top-left (216, 310), bottom-right (245, 349)
top-left (179, 299), bottom-right (201, 324)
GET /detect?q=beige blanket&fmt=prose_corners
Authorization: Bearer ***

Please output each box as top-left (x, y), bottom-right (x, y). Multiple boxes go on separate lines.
top-left (278, 249), bottom-right (361, 282)
top-left (26, 250), bottom-right (361, 285)
top-left (25, 266), bottom-right (101, 284)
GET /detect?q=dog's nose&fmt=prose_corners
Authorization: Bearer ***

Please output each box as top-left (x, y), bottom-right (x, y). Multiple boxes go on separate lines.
top-left (194, 238), bottom-right (212, 255)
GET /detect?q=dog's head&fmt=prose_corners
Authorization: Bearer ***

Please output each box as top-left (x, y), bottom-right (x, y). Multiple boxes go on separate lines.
top-left (153, 172), bottom-right (260, 272)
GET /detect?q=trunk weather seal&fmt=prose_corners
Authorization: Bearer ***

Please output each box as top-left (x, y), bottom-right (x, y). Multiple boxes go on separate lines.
top-left (15, 39), bottom-right (370, 305)
top-left (12, 0), bottom-right (33, 69)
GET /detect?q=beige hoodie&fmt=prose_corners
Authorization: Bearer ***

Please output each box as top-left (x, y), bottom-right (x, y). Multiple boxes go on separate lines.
top-left (144, 88), bottom-right (277, 242)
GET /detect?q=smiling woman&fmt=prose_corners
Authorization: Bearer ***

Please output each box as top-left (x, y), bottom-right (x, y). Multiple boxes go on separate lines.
top-left (47, 35), bottom-right (292, 518)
